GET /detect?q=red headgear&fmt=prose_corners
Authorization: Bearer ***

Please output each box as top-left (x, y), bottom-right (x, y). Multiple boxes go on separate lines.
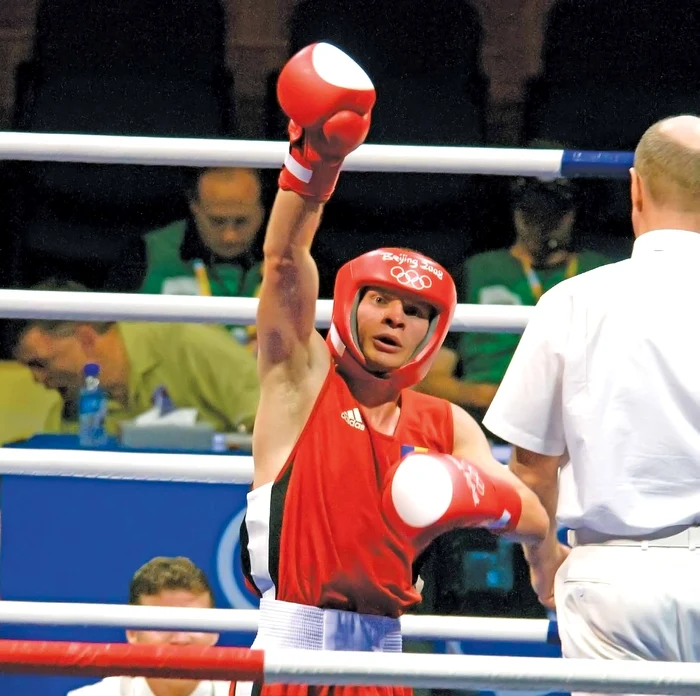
top-left (327, 248), bottom-right (457, 390)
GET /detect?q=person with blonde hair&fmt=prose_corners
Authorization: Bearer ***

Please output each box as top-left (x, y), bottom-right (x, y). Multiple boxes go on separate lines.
top-left (68, 556), bottom-right (229, 696)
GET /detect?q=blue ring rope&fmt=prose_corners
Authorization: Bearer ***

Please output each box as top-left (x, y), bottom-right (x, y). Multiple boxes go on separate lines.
top-left (560, 150), bottom-right (634, 179)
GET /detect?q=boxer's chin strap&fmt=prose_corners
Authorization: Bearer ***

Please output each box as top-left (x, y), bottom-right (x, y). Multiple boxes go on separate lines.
top-left (408, 311), bottom-right (439, 362)
top-left (349, 291), bottom-right (363, 353)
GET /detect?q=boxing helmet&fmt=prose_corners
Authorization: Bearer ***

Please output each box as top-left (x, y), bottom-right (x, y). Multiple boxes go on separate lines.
top-left (327, 248), bottom-right (457, 390)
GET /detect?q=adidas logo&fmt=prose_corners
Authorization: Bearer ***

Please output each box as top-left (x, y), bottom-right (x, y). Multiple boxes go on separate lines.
top-left (341, 408), bottom-right (365, 431)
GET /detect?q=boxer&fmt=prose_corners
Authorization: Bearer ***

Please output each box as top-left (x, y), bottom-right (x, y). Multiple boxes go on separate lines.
top-left (232, 42), bottom-right (548, 696)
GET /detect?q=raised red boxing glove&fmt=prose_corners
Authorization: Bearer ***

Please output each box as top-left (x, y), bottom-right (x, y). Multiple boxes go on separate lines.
top-left (277, 42), bottom-right (376, 202)
top-left (382, 452), bottom-right (523, 552)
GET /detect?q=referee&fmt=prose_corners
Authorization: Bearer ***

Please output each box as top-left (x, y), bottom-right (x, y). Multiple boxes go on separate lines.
top-left (484, 115), bottom-right (700, 689)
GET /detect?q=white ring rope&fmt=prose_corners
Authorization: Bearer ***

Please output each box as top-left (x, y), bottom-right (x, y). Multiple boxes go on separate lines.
top-left (263, 650), bottom-right (700, 694)
top-left (0, 290), bottom-right (532, 333)
top-left (0, 446), bottom-right (511, 482)
top-left (0, 601), bottom-right (553, 644)
top-left (0, 133), bottom-right (565, 177)
top-left (0, 449), bottom-right (254, 484)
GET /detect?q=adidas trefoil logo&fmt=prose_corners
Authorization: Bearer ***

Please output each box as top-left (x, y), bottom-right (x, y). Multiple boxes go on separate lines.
top-left (341, 407), bottom-right (365, 431)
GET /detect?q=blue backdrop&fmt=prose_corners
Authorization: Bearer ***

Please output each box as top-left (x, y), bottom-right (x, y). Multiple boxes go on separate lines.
top-left (0, 471), bottom-right (255, 694)
top-left (0, 438), bottom-right (564, 696)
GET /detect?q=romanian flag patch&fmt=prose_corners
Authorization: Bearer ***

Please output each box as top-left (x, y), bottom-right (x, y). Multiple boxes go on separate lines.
top-left (400, 444), bottom-right (429, 458)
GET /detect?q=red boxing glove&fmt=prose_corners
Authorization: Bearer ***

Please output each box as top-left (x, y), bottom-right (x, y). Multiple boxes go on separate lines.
top-left (382, 452), bottom-right (523, 552)
top-left (277, 42), bottom-right (376, 202)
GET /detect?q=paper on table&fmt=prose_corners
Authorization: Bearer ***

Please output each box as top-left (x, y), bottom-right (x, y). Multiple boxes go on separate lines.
top-left (132, 406), bottom-right (198, 427)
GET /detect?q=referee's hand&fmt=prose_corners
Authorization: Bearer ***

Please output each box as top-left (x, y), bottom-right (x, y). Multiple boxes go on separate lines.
top-left (529, 542), bottom-right (570, 610)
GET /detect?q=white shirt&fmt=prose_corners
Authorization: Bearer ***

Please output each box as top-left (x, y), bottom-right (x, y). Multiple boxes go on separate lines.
top-left (67, 676), bottom-right (230, 696)
top-left (484, 229), bottom-right (700, 536)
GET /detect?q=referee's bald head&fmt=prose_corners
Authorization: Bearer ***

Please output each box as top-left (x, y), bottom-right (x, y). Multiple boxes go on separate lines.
top-left (634, 115), bottom-right (700, 214)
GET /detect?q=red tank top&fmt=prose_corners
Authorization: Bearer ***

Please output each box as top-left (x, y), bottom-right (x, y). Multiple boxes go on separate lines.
top-left (242, 365), bottom-right (454, 618)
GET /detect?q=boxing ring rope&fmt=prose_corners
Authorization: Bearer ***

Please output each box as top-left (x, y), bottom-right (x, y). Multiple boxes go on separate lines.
top-left (0, 448), bottom-right (255, 483)
top-left (0, 132), bottom-right (633, 178)
top-left (0, 290), bottom-right (532, 332)
top-left (0, 601), bottom-right (556, 645)
top-left (0, 641), bottom-right (262, 681)
top-left (1, 641), bottom-right (699, 694)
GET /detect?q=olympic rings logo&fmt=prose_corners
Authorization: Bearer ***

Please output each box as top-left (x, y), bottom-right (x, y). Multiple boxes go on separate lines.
top-left (390, 266), bottom-right (432, 290)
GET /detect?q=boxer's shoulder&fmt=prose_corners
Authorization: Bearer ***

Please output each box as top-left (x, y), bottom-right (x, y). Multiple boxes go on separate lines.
top-left (402, 388), bottom-right (451, 410)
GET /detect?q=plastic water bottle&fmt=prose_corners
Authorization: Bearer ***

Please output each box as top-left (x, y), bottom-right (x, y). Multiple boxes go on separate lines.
top-left (78, 363), bottom-right (108, 447)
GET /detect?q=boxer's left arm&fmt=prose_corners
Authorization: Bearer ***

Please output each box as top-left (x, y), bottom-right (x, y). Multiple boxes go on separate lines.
top-left (451, 403), bottom-right (549, 544)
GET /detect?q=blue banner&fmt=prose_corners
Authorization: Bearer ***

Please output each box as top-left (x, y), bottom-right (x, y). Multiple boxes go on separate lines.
top-left (0, 471), bottom-right (256, 695)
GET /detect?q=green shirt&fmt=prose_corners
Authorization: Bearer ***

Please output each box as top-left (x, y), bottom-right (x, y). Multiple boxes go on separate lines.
top-left (140, 220), bottom-right (262, 344)
top-left (105, 322), bottom-right (259, 434)
top-left (458, 249), bottom-right (610, 384)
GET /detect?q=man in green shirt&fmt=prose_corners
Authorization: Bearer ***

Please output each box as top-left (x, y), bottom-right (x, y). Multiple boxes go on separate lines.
top-left (11, 282), bottom-right (259, 435)
top-left (419, 176), bottom-right (610, 419)
top-left (110, 167), bottom-right (265, 347)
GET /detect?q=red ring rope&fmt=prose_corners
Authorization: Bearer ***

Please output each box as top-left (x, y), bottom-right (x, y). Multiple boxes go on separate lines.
top-left (0, 640), bottom-right (264, 680)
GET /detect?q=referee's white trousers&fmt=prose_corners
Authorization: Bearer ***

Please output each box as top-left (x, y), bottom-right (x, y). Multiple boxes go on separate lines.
top-left (555, 544), bottom-right (700, 696)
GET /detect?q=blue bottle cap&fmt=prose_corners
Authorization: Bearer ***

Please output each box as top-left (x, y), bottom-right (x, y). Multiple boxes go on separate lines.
top-left (83, 363), bottom-right (100, 377)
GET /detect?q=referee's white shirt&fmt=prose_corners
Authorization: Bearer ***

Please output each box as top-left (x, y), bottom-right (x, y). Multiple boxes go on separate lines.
top-left (484, 228), bottom-right (700, 537)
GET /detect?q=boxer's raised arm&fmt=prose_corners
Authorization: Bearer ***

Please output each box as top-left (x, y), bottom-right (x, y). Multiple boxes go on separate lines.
top-left (256, 43), bottom-right (375, 380)
top-left (257, 191), bottom-right (324, 378)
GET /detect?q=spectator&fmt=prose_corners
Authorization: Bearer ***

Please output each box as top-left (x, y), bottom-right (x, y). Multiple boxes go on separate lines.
top-left (67, 556), bottom-right (229, 695)
top-left (11, 280), bottom-right (259, 434)
top-left (419, 175), bottom-right (610, 420)
top-left (0, 361), bottom-right (63, 444)
top-left (112, 167), bottom-right (265, 347)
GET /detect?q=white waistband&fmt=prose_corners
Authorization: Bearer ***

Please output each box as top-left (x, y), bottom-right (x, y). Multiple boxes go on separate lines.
top-left (568, 526), bottom-right (700, 549)
top-left (252, 598), bottom-right (403, 652)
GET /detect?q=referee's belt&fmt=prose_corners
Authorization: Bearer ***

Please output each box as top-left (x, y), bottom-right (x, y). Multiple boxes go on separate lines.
top-left (253, 597), bottom-right (403, 652)
top-left (568, 524), bottom-right (700, 549)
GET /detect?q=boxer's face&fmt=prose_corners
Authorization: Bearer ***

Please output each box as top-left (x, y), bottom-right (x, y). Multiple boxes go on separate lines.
top-left (356, 287), bottom-right (432, 372)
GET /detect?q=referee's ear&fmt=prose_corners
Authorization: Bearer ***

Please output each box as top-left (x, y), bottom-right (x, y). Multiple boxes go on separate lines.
top-left (629, 167), bottom-right (647, 239)
top-left (630, 168), bottom-right (642, 214)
